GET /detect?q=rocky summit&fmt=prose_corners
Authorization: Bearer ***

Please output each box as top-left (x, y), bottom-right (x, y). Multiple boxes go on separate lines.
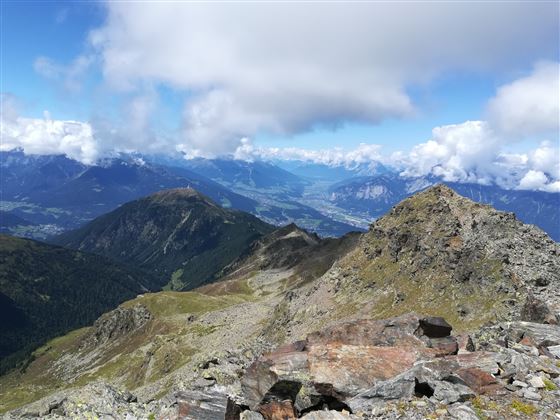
top-left (1, 185), bottom-right (559, 419)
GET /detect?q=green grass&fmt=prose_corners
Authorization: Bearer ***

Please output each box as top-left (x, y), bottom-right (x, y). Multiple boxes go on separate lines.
top-left (544, 378), bottom-right (558, 391)
top-left (510, 400), bottom-right (538, 416)
top-left (122, 291), bottom-right (250, 317)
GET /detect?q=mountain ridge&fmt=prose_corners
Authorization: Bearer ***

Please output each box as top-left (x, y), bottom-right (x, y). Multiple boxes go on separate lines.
top-left (53, 188), bottom-right (276, 291)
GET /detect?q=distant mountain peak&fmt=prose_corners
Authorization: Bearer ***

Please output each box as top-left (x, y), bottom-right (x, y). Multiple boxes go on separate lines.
top-left (147, 187), bottom-right (212, 204)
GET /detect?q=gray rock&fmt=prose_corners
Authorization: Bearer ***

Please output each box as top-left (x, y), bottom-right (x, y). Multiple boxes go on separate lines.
top-left (548, 345), bottom-right (560, 358)
top-left (160, 390), bottom-right (240, 420)
top-left (432, 381), bottom-right (475, 404)
top-left (527, 376), bottom-right (545, 389)
top-left (512, 380), bottom-right (528, 388)
top-left (86, 304), bottom-right (152, 346)
top-left (240, 410), bottom-right (265, 420)
top-left (447, 404), bottom-right (479, 420)
top-left (523, 390), bottom-right (542, 401)
top-left (301, 411), bottom-right (356, 419)
top-left (505, 322), bottom-right (560, 346)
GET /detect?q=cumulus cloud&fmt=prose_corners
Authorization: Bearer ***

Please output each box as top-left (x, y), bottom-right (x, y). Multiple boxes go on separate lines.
top-left (1, 117), bottom-right (98, 165)
top-left (396, 120), bottom-right (559, 192)
top-left (487, 61), bottom-right (560, 138)
top-left (89, 1), bottom-right (557, 154)
top-left (400, 121), bottom-right (502, 184)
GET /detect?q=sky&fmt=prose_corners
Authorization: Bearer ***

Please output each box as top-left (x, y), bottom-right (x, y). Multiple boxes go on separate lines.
top-left (1, 1), bottom-right (559, 192)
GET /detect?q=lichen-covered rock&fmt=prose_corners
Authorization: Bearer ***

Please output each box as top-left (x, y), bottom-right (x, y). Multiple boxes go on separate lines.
top-left (86, 304), bottom-right (152, 346)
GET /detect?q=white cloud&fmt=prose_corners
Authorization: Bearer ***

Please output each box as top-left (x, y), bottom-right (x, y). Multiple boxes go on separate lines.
top-left (232, 138), bottom-right (384, 169)
top-left (89, 1), bottom-right (557, 154)
top-left (518, 170), bottom-right (560, 193)
top-left (1, 116), bottom-right (98, 165)
top-left (91, 89), bottom-right (173, 155)
top-left (400, 121), bottom-right (502, 184)
top-left (390, 121), bottom-right (559, 192)
top-left (527, 141), bottom-right (560, 180)
top-left (34, 55), bottom-right (94, 93)
top-left (487, 61), bottom-right (560, 138)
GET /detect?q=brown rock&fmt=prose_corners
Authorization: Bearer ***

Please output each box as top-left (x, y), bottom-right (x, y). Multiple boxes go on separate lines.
top-left (428, 336), bottom-right (459, 357)
top-left (519, 335), bottom-right (537, 347)
top-left (455, 368), bottom-right (501, 395)
top-left (257, 400), bottom-right (297, 420)
top-left (446, 352), bottom-right (500, 375)
top-left (307, 342), bottom-right (419, 394)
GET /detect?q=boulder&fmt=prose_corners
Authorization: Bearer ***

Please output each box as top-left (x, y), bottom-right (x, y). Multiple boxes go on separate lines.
top-left (300, 411), bottom-right (355, 419)
top-left (456, 334), bottom-right (475, 354)
top-left (447, 404), bottom-right (479, 420)
top-left (505, 321), bottom-right (560, 346)
top-left (257, 400), bottom-right (297, 420)
top-left (240, 411), bottom-right (265, 420)
top-left (455, 368), bottom-right (500, 395)
top-left (520, 294), bottom-right (558, 325)
top-left (431, 381), bottom-right (475, 404)
top-left (427, 336), bottom-right (459, 356)
top-left (548, 345), bottom-right (560, 358)
top-left (242, 313), bottom-right (443, 410)
top-left (418, 317), bottom-right (453, 338)
top-left (161, 390), bottom-right (240, 420)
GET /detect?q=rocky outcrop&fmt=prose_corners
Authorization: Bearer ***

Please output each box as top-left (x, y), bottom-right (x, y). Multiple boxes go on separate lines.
top-left (241, 314), bottom-right (465, 416)
top-left (238, 313), bottom-right (560, 419)
top-left (85, 304), bottom-right (152, 346)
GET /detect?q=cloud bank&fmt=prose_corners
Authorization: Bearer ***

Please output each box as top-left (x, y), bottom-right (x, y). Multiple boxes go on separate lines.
top-left (89, 1), bottom-right (558, 154)
top-left (487, 61), bottom-right (559, 138)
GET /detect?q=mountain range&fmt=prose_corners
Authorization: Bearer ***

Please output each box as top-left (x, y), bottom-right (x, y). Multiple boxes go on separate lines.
top-left (3, 150), bottom-right (558, 241)
top-left (1, 184), bottom-right (559, 418)
top-left (0, 150), bottom-right (356, 238)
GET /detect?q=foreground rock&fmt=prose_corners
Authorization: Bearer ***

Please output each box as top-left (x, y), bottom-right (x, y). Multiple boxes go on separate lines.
top-left (238, 313), bottom-right (560, 419)
top-left (4, 313), bottom-right (560, 419)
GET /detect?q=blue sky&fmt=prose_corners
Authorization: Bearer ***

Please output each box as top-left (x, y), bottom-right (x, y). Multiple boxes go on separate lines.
top-left (2, 2), bottom-right (103, 118)
top-left (1, 1), bottom-right (558, 193)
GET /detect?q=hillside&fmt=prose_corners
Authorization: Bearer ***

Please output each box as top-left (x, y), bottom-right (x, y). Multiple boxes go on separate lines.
top-left (53, 188), bottom-right (275, 290)
top-left (0, 234), bottom-right (157, 373)
top-left (2, 185), bottom-right (559, 417)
